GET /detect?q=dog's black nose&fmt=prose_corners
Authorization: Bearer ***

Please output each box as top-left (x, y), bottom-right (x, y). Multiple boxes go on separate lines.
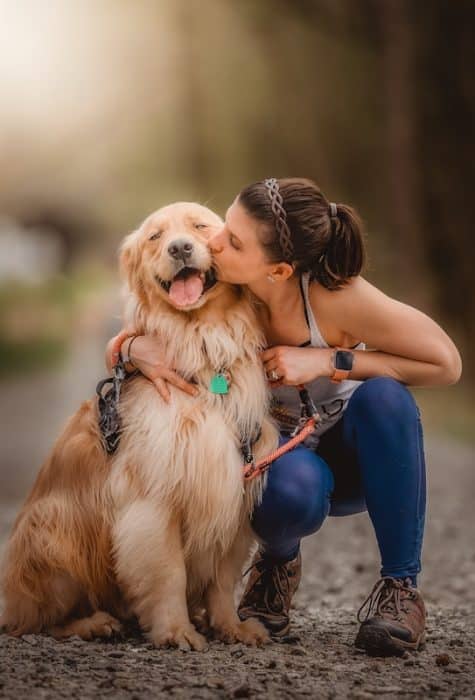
top-left (168, 239), bottom-right (194, 261)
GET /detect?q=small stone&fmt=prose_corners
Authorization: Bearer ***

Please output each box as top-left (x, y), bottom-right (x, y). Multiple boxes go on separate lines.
top-left (206, 676), bottom-right (224, 689)
top-left (290, 646), bottom-right (307, 656)
top-left (448, 638), bottom-right (464, 647)
top-left (374, 686), bottom-right (403, 693)
top-left (429, 682), bottom-right (443, 691)
top-left (233, 682), bottom-right (251, 698)
top-left (35, 664), bottom-right (49, 673)
top-left (231, 648), bottom-right (244, 658)
top-left (435, 653), bottom-right (454, 666)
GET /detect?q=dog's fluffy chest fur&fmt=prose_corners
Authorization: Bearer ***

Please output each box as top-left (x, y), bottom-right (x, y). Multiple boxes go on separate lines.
top-left (109, 291), bottom-right (275, 569)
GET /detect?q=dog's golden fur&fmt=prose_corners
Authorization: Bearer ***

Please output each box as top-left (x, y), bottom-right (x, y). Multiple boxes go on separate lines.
top-left (1, 203), bottom-right (278, 649)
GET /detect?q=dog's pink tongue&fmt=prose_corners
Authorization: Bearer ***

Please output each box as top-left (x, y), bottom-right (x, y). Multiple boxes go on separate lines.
top-left (169, 273), bottom-right (204, 307)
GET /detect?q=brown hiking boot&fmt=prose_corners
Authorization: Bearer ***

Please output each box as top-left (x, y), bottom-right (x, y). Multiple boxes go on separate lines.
top-left (355, 576), bottom-right (426, 657)
top-left (237, 549), bottom-right (302, 637)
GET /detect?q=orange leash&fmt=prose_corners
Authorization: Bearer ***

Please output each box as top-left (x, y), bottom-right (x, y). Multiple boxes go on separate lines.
top-left (243, 415), bottom-right (318, 481)
top-left (243, 384), bottom-right (321, 481)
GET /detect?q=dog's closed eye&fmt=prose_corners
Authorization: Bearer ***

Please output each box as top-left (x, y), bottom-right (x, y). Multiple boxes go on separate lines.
top-left (194, 223), bottom-right (208, 230)
top-left (149, 230), bottom-right (162, 241)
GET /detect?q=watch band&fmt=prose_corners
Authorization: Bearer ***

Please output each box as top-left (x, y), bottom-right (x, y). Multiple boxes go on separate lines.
top-left (330, 367), bottom-right (350, 384)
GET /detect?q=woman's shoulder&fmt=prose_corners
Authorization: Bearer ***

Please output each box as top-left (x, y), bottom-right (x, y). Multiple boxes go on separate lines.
top-left (308, 275), bottom-right (385, 313)
top-left (306, 275), bottom-right (376, 348)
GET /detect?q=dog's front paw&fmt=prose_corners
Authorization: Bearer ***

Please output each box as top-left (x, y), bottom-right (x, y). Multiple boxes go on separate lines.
top-left (50, 611), bottom-right (123, 641)
top-left (150, 623), bottom-right (208, 652)
top-left (213, 617), bottom-right (269, 646)
top-left (190, 608), bottom-right (211, 636)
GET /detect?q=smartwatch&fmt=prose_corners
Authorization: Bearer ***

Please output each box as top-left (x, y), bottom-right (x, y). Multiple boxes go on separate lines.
top-left (330, 349), bottom-right (354, 383)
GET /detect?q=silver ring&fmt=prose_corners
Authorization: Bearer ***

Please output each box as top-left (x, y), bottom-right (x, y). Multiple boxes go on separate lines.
top-left (268, 369), bottom-right (280, 381)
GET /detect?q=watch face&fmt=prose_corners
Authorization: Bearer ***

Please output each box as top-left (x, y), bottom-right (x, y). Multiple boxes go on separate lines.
top-left (335, 350), bottom-right (354, 371)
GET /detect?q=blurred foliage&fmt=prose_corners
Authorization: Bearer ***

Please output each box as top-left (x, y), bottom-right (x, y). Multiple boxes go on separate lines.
top-left (0, 265), bottom-right (114, 377)
top-left (0, 0), bottom-right (473, 385)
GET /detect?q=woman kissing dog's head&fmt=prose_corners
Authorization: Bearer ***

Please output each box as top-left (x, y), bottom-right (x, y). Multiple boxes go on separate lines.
top-left (120, 202), bottom-right (224, 312)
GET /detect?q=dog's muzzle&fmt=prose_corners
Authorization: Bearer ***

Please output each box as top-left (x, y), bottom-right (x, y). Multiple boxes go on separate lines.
top-left (156, 265), bottom-right (217, 307)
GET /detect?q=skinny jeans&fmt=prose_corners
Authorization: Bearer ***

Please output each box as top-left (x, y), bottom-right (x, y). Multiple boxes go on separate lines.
top-left (251, 377), bottom-right (427, 584)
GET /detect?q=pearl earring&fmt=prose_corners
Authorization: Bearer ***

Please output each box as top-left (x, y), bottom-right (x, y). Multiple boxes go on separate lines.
top-left (267, 275), bottom-right (275, 283)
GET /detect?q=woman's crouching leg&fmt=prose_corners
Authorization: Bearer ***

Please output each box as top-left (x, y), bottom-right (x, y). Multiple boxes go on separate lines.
top-left (250, 440), bottom-right (335, 562)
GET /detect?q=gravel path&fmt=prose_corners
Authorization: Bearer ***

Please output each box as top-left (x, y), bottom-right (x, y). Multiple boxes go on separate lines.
top-left (1, 434), bottom-right (474, 700)
top-left (1, 291), bottom-right (474, 698)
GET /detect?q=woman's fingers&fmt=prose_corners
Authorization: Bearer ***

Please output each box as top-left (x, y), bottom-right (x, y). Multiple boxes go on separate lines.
top-left (153, 377), bottom-right (171, 403)
top-left (162, 369), bottom-right (199, 397)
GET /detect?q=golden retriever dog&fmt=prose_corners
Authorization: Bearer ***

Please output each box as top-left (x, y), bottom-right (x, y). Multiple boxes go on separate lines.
top-left (0, 202), bottom-right (279, 650)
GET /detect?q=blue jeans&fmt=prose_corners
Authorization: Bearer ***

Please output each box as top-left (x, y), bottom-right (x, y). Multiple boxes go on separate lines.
top-left (251, 377), bottom-right (426, 585)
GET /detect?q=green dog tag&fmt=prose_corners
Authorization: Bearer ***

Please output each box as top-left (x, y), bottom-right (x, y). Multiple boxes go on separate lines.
top-left (210, 373), bottom-right (229, 394)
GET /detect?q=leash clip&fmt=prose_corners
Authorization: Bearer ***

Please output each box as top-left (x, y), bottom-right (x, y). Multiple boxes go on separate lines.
top-left (290, 386), bottom-right (320, 438)
top-left (96, 357), bottom-right (128, 455)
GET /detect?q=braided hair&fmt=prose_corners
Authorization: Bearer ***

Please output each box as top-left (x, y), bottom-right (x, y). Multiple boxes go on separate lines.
top-left (263, 178), bottom-right (294, 261)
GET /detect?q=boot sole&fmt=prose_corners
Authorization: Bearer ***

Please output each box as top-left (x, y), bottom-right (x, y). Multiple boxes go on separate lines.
top-left (355, 625), bottom-right (426, 657)
top-left (238, 610), bottom-right (290, 638)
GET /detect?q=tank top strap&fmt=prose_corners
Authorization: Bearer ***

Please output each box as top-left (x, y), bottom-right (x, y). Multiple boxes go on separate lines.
top-left (300, 271), bottom-right (329, 348)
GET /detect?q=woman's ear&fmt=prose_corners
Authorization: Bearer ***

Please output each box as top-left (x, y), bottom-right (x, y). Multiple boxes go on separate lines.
top-left (270, 261), bottom-right (295, 282)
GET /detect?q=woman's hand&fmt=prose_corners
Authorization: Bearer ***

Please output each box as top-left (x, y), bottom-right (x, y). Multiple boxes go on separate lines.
top-left (261, 346), bottom-right (333, 387)
top-left (107, 334), bottom-right (199, 403)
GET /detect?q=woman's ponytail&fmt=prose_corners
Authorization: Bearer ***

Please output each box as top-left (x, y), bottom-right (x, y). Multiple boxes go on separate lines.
top-left (314, 202), bottom-right (366, 290)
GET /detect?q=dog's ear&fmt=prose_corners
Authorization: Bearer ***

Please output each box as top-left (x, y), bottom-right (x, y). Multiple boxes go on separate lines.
top-left (119, 230), bottom-right (142, 290)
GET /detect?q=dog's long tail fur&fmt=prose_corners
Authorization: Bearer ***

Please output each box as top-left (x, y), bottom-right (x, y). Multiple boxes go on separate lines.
top-left (0, 400), bottom-right (117, 635)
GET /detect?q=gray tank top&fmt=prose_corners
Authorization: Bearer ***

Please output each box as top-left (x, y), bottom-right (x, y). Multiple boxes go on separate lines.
top-left (270, 271), bottom-right (365, 448)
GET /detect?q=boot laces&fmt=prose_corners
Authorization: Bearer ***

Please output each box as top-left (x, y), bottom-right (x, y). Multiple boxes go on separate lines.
top-left (357, 576), bottom-right (414, 623)
top-left (242, 555), bottom-right (292, 613)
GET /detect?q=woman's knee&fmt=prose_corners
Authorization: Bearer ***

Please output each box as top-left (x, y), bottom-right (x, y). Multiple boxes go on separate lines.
top-left (346, 376), bottom-right (419, 423)
top-left (252, 447), bottom-right (334, 537)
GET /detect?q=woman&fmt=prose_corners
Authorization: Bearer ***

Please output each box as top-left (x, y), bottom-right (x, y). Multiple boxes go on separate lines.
top-left (106, 177), bottom-right (462, 656)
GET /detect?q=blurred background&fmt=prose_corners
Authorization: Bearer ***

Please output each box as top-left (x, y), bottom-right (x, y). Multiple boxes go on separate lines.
top-left (0, 1), bottom-right (473, 525)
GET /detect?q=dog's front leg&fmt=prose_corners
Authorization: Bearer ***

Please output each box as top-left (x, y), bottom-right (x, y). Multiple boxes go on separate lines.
top-left (113, 500), bottom-right (207, 651)
top-left (206, 531), bottom-right (269, 647)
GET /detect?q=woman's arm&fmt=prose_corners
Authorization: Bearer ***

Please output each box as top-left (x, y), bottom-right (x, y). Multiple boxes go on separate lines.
top-left (262, 276), bottom-right (462, 389)
top-left (324, 276), bottom-right (462, 387)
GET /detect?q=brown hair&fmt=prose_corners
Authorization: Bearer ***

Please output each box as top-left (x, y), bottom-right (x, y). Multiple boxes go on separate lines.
top-left (238, 177), bottom-right (367, 290)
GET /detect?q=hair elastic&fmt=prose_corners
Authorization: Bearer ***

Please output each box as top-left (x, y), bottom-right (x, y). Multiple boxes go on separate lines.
top-left (329, 202), bottom-right (338, 219)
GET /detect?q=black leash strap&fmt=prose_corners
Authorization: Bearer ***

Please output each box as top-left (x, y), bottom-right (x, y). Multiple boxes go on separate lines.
top-left (96, 358), bottom-right (128, 455)
top-left (240, 424), bottom-right (262, 469)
